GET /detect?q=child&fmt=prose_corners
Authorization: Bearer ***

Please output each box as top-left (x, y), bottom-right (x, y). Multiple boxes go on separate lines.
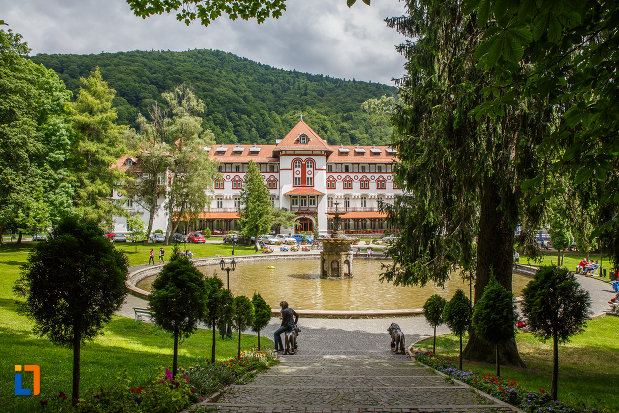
top-left (159, 247), bottom-right (165, 264)
top-left (149, 248), bottom-right (155, 265)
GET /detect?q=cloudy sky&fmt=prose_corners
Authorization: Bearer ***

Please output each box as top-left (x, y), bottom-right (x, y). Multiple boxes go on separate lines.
top-left (2, 0), bottom-right (408, 85)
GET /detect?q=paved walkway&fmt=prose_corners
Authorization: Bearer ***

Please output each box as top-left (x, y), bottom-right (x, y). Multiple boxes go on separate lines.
top-left (191, 325), bottom-right (518, 412)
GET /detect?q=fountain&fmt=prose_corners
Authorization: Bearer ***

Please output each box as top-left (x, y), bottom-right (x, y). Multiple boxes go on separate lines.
top-left (320, 202), bottom-right (354, 278)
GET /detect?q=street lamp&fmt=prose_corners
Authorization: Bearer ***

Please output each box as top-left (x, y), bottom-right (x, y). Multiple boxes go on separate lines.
top-left (232, 240), bottom-right (236, 256)
top-left (219, 258), bottom-right (236, 290)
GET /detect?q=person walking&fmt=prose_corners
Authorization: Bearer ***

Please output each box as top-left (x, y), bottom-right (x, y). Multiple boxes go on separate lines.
top-left (159, 247), bottom-right (165, 264)
top-left (148, 248), bottom-right (155, 265)
top-left (274, 301), bottom-right (298, 352)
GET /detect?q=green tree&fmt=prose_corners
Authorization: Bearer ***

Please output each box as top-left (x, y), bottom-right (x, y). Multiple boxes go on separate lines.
top-left (472, 279), bottom-right (516, 377)
top-left (161, 85), bottom-right (217, 244)
top-left (203, 275), bottom-right (224, 363)
top-left (521, 266), bottom-right (591, 400)
top-left (271, 208), bottom-right (295, 235)
top-left (423, 294), bottom-right (447, 355)
top-left (547, 199), bottom-right (574, 267)
top-left (126, 214), bottom-right (146, 251)
top-left (442, 290), bottom-right (471, 370)
top-left (149, 255), bottom-right (207, 377)
top-left (0, 29), bottom-right (75, 242)
top-left (382, 0), bottom-right (547, 367)
top-left (251, 292), bottom-right (272, 349)
top-left (14, 216), bottom-right (128, 402)
top-left (218, 288), bottom-right (234, 340)
top-left (68, 68), bottom-right (127, 226)
top-left (238, 161), bottom-right (272, 250)
top-left (231, 295), bottom-right (255, 358)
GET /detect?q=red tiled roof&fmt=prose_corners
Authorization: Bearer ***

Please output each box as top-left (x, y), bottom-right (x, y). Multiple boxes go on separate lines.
top-left (326, 146), bottom-right (397, 163)
top-left (209, 144), bottom-right (278, 162)
top-left (274, 120), bottom-right (332, 153)
top-left (326, 211), bottom-right (387, 219)
top-left (284, 188), bottom-right (325, 195)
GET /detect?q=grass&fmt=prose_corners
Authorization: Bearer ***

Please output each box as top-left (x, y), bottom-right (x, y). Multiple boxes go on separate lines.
top-left (0, 242), bottom-right (272, 412)
top-left (521, 251), bottom-right (614, 274)
top-left (414, 317), bottom-right (619, 413)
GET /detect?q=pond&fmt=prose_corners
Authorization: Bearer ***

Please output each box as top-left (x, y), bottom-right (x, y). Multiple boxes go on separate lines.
top-left (136, 258), bottom-right (531, 311)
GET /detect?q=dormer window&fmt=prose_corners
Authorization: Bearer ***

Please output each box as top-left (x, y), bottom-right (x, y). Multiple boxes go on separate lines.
top-left (370, 146), bottom-right (382, 155)
top-left (249, 144), bottom-right (261, 153)
top-left (215, 145), bottom-right (228, 154)
top-left (338, 145), bottom-right (350, 154)
top-left (232, 146), bottom-right (244, 153)
top-left (299, 134), bottom-right (308, 144)
top-left (354, 145), bottom-right (366, 155)
top-left (386, 147), bottom-right (397, 154)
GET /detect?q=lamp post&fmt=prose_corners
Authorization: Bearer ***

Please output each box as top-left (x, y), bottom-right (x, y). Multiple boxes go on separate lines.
top-left (232, 240), bottom-right (236, 256)
top-left (219, 258), bottom-right (236, 290)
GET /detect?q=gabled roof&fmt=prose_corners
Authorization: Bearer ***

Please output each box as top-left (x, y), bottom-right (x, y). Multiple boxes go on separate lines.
top-left (274, 120), bottom-right (332, 153)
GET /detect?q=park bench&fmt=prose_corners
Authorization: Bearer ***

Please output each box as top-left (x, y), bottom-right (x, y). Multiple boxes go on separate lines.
top-left (133, 307), bottom-right (153, 321)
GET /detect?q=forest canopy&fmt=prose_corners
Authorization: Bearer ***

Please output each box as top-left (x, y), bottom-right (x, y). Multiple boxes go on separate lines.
top-left (31, 49), bottom-right (396, 145)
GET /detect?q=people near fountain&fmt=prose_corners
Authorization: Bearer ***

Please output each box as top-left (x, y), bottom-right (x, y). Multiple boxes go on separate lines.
top-left (274, 301), bottom-right (298, 353)
top-left (148, 248), bottom-right (155, 265)
top-left (159, 247), bottom-right (165, 264)
top-left (582, 260), bottom-right (599, 276)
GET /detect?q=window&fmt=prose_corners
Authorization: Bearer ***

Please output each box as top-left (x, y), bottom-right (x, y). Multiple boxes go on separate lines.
top-left (214, 179), bottom-right (224, 189)
top-left (270, 195), bottom-right (276, 207)
top-left (291, 196), bottom-right (298, 207)
top-left (327, 177), bottom-right (336, 189)
top-left (393, 181), bottom-right (400, 189)
top-left (327, 164), bottom-right (333, 172)
top-left (361, 165), bottom-right (366, 172)
top-left (226, 164), bottom-right (232, 172)
top-left (328, 197), bottom-right (333, 208)
top-left (267, 177), bottom-right (278, 189)
top-left (345, 197), bottom-right (351, 209)
top-left (376, 177), bottom-right (386, 190)
top-left (300, 197), bottom-right (307, 207)
top-left (360, 177), bottom-right (370, 190)
top-left (234, 164), bottom-right (241, 172)
top-left (343, 177), bottom-right (353, 189)
top-left (218, 165), bottom-right (223, 172)
top-left (232, 178), bottom-right (243, 189)
top-left (306, 176), bottom-right (313, 186)
top-left (299, 135), bottom-right (308, 144)
top-left (268, 164), bottom-right (276, 172)
top-left (377, 164), bottom-right (383, 173)
top-left (309, 196), bottom-right (316, 207)
top-left (294, 177), bottom-right (301, 186)
top-left (344, 164), bottom-right (351, 172)
top-left (216, 197), bottom-right (223, 208)
top-left (294, 160), bottom-right (302, 169)
top-left (234, 197), bottom-right (241, 209)
top-left (361, 196), bottom-right (367, 208)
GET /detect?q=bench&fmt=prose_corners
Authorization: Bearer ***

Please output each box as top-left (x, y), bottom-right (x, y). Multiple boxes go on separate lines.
top-left (133, 307), bottom-right (153, 321)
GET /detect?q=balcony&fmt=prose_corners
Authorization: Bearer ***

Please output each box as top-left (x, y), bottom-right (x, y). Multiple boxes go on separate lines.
top-left (289, 206), bottom-right (318, 212)
top-left (209, 208), bottom-right (240, 213)
top-left (327, 207), bottom-right (380, 213)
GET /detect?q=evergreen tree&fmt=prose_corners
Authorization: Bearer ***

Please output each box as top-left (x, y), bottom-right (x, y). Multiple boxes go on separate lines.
top-left (15, 216), bottom-right (128, 402)
top-left (442, 290), bottom-right (471, 370)
top-left (522, 266), bottom-right (590, 400)
top-left (251, 293), bottom-right (272, 349)
top-left (472, 279), bottom-right (516, 377)
top-left (126, 214), bottom-right (146, 251)
top-left (203, 276), bottom-right (224, 363)
top-left (232, 295), bottom-right (255, 358)
top-left (238, 161), bottom-right (272, 250)
top-left (149, 255), bottom-right (207, 377)
top-left (423, 294), bottom-right (447, 356)
top-left (68, 68), bottom-right (127, 226)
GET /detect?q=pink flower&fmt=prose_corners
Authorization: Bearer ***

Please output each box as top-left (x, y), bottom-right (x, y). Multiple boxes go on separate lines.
top-left (165, 368), bottom-right (173, 380)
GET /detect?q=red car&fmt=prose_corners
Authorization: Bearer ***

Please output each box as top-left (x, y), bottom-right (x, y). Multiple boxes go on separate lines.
top-left (104, 230), bottom-right (114, 239)
top-left (187, 232), bottom-right (205, 243)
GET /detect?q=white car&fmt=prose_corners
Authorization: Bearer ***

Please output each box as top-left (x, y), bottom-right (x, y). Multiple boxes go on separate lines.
top-left (276, 234), bottom-right (297, 244)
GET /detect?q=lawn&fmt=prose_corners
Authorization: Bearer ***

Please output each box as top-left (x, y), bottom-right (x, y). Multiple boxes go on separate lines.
top-left (521, 251), bottom-right (614, 275)
top-left (0, 242), bottom-right (271, 412)
top-left (413, 317), bottom-right (619, 413)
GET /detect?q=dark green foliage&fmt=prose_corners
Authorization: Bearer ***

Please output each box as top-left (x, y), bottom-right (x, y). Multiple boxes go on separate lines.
top-left (442, 290), bottom-right (471, 370)
top-left (15, 216), bottom-right (128, 401)
top-left (423, 294), bottom-right (447, 355)
top-left (29, 49), bottom-right (395, 145)
top-left (149, 255), bottom-right (207, 376)
top-left (232, 295), bottom-right (255, 358)
top-left (472, 278), bottom-right (516, 376)
top-left (239, 161), bottom-right (272, 250)
top-left (203, 276), bottom-right (224, 363)
top-left (251, 293), bottom-right (272, 349)
top-left (522, 266), bottom-right (591, 400)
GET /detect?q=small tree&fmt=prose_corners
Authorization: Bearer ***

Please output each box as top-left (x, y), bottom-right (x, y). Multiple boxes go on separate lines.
top-left (423, 294), bottom-right (447, 355)
top-left (472, 278), bottom-right (516, 377)
top-left (251, 293), bottom-right (272, 349)
top-left (203, 276), bottom-right (224, 363)
top-left (442, 290), bottom-right (471, 370)
top-left (218, 289), bottom-right (234, 340)
top-left (126, 214), bottom-right (146, 252)
top-left (149, 255), bottom-right (207, 377)
top-left (232, 295), bottom-right (254, 358)
top-left (239, 161), bottom-right (272, 251)
top-left (522, 266), bottom-right (590, 400)
top-left (15, 216), bottom-right (128, 402)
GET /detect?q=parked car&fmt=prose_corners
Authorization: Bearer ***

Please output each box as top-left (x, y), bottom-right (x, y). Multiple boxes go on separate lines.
top-left (149, 232), bottom-right (165, 243)
top-left (104, 230), bottom-right (114, 239)
top-left (382, 235), bottom-right (397, 244)
top-left (223, 233), bottom-right (239, 244)
top-left (276, 234), bottom-right (297, 244)
top-left (188, 232), bottom-right (206, 243)
top-left (292, 234), bottom-right (313, 244)
top-left (263, 235), bottom-right (282, 245)
top-left (113, 233), bottom-right (127, 243)
top-left (172, 233), bottom-right (186, 243)
top-left (32, 233), bottom-right (47, 241)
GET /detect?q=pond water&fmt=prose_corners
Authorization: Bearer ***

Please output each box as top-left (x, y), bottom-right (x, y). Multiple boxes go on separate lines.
top-left (136, 258), bottom-right (530, 311)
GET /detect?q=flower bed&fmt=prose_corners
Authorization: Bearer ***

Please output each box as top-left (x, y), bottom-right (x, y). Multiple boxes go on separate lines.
top-left (413, 350), bottom-right (597, 413)
top-left (38, 348), bottom-right (277, 412)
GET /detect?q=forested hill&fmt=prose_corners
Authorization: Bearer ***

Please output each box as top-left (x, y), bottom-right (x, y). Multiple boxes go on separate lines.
top-left (31, 49), bottom-right (396, 145)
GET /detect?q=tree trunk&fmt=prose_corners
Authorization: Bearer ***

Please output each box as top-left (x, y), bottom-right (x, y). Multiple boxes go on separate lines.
top-left (258, 331), bottom-right (261, 349)
top-left (17, 231), bottom-right (22, 244)
top-left (72, 330), bottom-right (81, 404)
top-left (433, 326), bottom-right (436, 354)
top-left (558, 253), bottom-right (561, 266)
top-left (496, 344), bottom-right (500, 377)
top-left (459, 334), bottom-right (463, 371)
top-left (463, 179), bottom-right (525, 367)
top-left (552, 332), bottom-right (559, 400)
top-left (237, 327), bottom-right (242, 358)
top-left (211, 321), bottom-right (216, 364)
top-left (173, 330), bottom-right (179, 378)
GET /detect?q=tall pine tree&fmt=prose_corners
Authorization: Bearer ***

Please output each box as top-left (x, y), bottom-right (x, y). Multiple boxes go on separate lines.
top-left (238, 161), bottom-right (272, 250)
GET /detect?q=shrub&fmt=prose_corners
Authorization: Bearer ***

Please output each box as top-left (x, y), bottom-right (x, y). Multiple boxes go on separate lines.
top-left (204, 227), bottom-right (211, 238)
top-left (442, 290), bottom-right (471, 370)
top-left (423, 294), bottom-right (447, 355)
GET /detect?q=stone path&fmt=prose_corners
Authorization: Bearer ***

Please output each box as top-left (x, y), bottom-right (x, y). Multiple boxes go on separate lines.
top-left (191, 326), bottom-right (518, 412)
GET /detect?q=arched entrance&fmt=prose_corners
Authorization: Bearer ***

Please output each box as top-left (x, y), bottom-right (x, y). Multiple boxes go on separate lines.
top-left (295, 217), bottom-right (314, 233)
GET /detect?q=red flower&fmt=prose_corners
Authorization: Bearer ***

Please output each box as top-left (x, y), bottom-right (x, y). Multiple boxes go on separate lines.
top-left (59, 391), bottom-right (67, 400)
top-left (539, 388), bottom-right (546, 393)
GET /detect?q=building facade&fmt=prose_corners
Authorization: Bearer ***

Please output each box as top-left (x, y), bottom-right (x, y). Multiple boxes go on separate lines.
top-left (113, 120), bottom-right (402, 236)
